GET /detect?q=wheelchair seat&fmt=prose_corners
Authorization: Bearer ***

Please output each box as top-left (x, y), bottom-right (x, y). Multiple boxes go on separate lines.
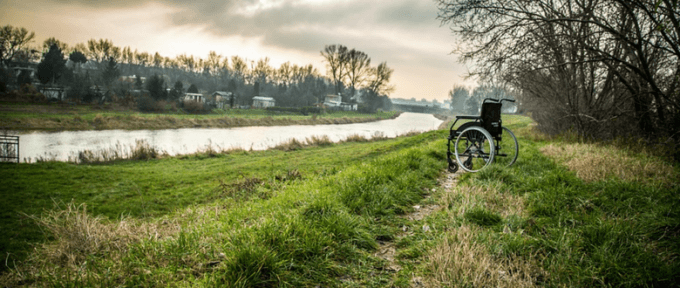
top-left (453, 102), bottom-right (503, 139)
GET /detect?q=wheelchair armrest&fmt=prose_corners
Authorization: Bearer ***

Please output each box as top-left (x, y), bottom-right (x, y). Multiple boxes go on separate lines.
top-left (455, 115), bottom-right (480, 120)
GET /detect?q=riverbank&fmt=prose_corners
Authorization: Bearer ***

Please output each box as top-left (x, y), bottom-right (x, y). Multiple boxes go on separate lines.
top-left (2, 114), bottom-right (678, 287)
top-left (0, 102), bottom-right (400, 132)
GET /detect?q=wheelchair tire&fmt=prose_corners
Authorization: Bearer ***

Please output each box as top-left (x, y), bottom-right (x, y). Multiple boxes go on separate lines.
top-left (494, 127), bottom-right (519, 167)
top-left (448, 161), bottom-right (458, 173)
top-left (454, 126), bottom-right (495, 172)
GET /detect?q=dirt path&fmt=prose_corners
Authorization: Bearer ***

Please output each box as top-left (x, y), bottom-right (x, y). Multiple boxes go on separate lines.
top-left (373, 170), bottom-right (462, 286)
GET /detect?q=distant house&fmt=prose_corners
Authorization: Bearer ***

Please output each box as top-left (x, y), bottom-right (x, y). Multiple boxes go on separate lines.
top-left (323, 94), bottom-right (357, 111)
top-left (41, 87), bottom-right (66, 100)
top-left (340, 102), bottom-right (358, 111)
top-left (212, 91), bottom-right (233, 109)
top-left (119, 75), bottom-right (146, 85)
top-left (183, 93), bottom-right (205, 103)
top-left (323, 94), bottom-right (342, 107)
top-left (252, 96), bottom-right (275, 108)
top-left (131, 89), bottom-right (149, 97)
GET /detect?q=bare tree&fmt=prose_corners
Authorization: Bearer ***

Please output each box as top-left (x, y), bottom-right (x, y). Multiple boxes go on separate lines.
top-left (205, 51), bottom-right (222, 76)
top-left (344, 49), bottom-right (371, 101)
top-left (321, 44), bottom-right (349, 94)
top-left (86, 39), bottom-right (118, 63)
top-left (231, 56), bottom-right (248, 82)
top-left (42, 37), bottom-right (68, 53)
top-left (253, 57), bottom-right (273, 85)
top-left (367, 62), bottom-right (395, 96)
top-left (0, 25), bottom-right (36, 65)
top-left (438, 0), bottom-right (680, 150)
top-left (277, 61), bottom-right (293, 86)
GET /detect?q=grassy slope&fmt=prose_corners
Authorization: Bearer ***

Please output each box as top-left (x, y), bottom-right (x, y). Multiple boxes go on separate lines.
top-left (420, 118), bottom-right (680, 287)
top-left (0, 131), bottom-right (433, 274)
top-left (1, 114), bottom-right (679, 287)
top-left (0, 102), bottom-right (398, 131)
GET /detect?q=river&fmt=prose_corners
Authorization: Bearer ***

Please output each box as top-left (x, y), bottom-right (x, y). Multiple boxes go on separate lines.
top-left (15, 112), bottom-right (443, 162)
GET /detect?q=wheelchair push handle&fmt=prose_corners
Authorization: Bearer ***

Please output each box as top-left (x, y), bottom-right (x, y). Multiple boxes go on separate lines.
top-left (483, 98), bottom-right (516, 104)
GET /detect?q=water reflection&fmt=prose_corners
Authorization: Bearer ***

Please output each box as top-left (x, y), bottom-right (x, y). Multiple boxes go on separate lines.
top-left (17, 112), bottom-right (443, 162)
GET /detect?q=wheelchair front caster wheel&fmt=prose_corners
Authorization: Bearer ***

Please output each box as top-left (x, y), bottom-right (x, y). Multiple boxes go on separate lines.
top-left (448, 161), bottom-right (458, 173)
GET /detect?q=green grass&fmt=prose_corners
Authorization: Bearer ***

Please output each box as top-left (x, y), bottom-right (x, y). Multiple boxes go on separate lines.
top-left (0, 129), bottom-right (441, 279)
top-left (2, 113), bottom-right (679, 287)
top-left (419, 116), bottom-right (680, 287)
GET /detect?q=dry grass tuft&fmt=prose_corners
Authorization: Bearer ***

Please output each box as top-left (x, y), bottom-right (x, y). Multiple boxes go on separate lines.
top-left (23, 201), bottom-right (180, 268)
top-left (343, 134), bottom-right (368, 142)
top-left (444, 184), bottom-right (526, 218)
top-left (216, 177), bottom-right (265, 200)
top-left (129, 139), bottom-right (162, 160)
top-left (540, 143), bottom-right (676, 184)
top-left (2, 201), bottom-right (185, 286)
top-left (272, 138), bottom-right (305, 151)
top-left (370, 131), bottom-right (388, 141)
top-left (275, 169), bottom-right (302, 182)
top-left (398, 130), bottom-right (422, 137)
top-left (306, 135), bottom-right (333, 147)
top-left (424, 225), bottom-right (543, 288)
top-left (71, 139), bottom-right (165, 164)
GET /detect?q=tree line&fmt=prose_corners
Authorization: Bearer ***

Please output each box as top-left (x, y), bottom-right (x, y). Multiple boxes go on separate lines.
top-left (438, 0), bottom-right (680, 160)
top-left (448, 83), bottom-right (517, 115)
top-left (0, 25), bottom-right (394, 112)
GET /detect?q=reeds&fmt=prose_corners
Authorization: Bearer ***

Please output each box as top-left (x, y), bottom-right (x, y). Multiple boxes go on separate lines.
top-left (69, 140), bottom-right (165, 164)
top-left (306, 135), bottom-right (333, 147)
top-left (343, 134), bottom-right (369, 142)
top-left (272, 132), bottom-right (401, 151)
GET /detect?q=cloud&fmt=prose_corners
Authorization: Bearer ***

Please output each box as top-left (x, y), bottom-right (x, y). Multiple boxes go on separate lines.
top-left (181, 0), bottom-right (448, 65)
top-left (26, 0), bottom-right (449, 59)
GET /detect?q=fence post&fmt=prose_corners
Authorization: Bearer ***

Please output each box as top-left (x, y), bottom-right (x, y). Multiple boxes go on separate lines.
top-left (0, 135), bottom-right (20, 163)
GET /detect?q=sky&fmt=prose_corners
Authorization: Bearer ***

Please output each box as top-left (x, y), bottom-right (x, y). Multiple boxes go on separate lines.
top-left (1, 0), bottom-right (475, 101)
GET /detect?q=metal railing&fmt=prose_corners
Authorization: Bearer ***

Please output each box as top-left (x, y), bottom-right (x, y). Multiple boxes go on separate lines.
top-left (0, 135), bottom-right (19, 163)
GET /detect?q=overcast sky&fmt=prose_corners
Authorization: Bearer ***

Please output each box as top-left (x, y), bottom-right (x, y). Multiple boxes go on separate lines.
top-left (1, 0), bottom-right (475, 101)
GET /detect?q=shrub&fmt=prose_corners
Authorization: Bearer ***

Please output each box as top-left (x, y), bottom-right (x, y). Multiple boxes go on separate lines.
top-left (301, 106), bottom-right (321, 115)
top-left (265, 107), bottom-right (300, 114)
top-left (136, 96), bottom-right (157, 112)
top-left (183, 100), bottom-right (208, 114)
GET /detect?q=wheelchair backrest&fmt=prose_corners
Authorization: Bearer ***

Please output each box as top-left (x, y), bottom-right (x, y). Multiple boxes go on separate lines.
top-left (481, 102), bottom-right (502, 138)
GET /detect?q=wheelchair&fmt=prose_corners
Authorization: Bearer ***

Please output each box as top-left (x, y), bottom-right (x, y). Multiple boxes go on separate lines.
top-left (446, 98), bottom-right (519, 173)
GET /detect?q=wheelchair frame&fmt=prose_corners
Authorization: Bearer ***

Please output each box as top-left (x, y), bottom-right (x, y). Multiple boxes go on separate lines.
top-left (446, 98), bottom-right (519, 173)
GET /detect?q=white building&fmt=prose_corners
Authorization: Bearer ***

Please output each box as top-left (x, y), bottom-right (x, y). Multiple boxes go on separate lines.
top-left (212, 91), bottom-right (233, 109)
top-left (41, 87), bottom-right (66, 100)
top-left (323, 94), bottom-right (357, 111)
top-left (183, 93), bottom-right (205, 103)
top-left (252, 96), bottom-right (275, 108)
top-left (323, 94), bottom-right (342, 107)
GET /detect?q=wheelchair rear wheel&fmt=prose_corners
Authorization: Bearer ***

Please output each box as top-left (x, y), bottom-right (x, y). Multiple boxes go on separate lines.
top-left (494, 127), bottom-right (519, 167)
top-left (454, 126), bottom-right (495, 172)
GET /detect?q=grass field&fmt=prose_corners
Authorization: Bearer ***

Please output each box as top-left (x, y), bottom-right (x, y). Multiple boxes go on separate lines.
top-left (1, 114), bottom-right (678, 287)
top-left (0, 102), bottom-right (399, 131)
